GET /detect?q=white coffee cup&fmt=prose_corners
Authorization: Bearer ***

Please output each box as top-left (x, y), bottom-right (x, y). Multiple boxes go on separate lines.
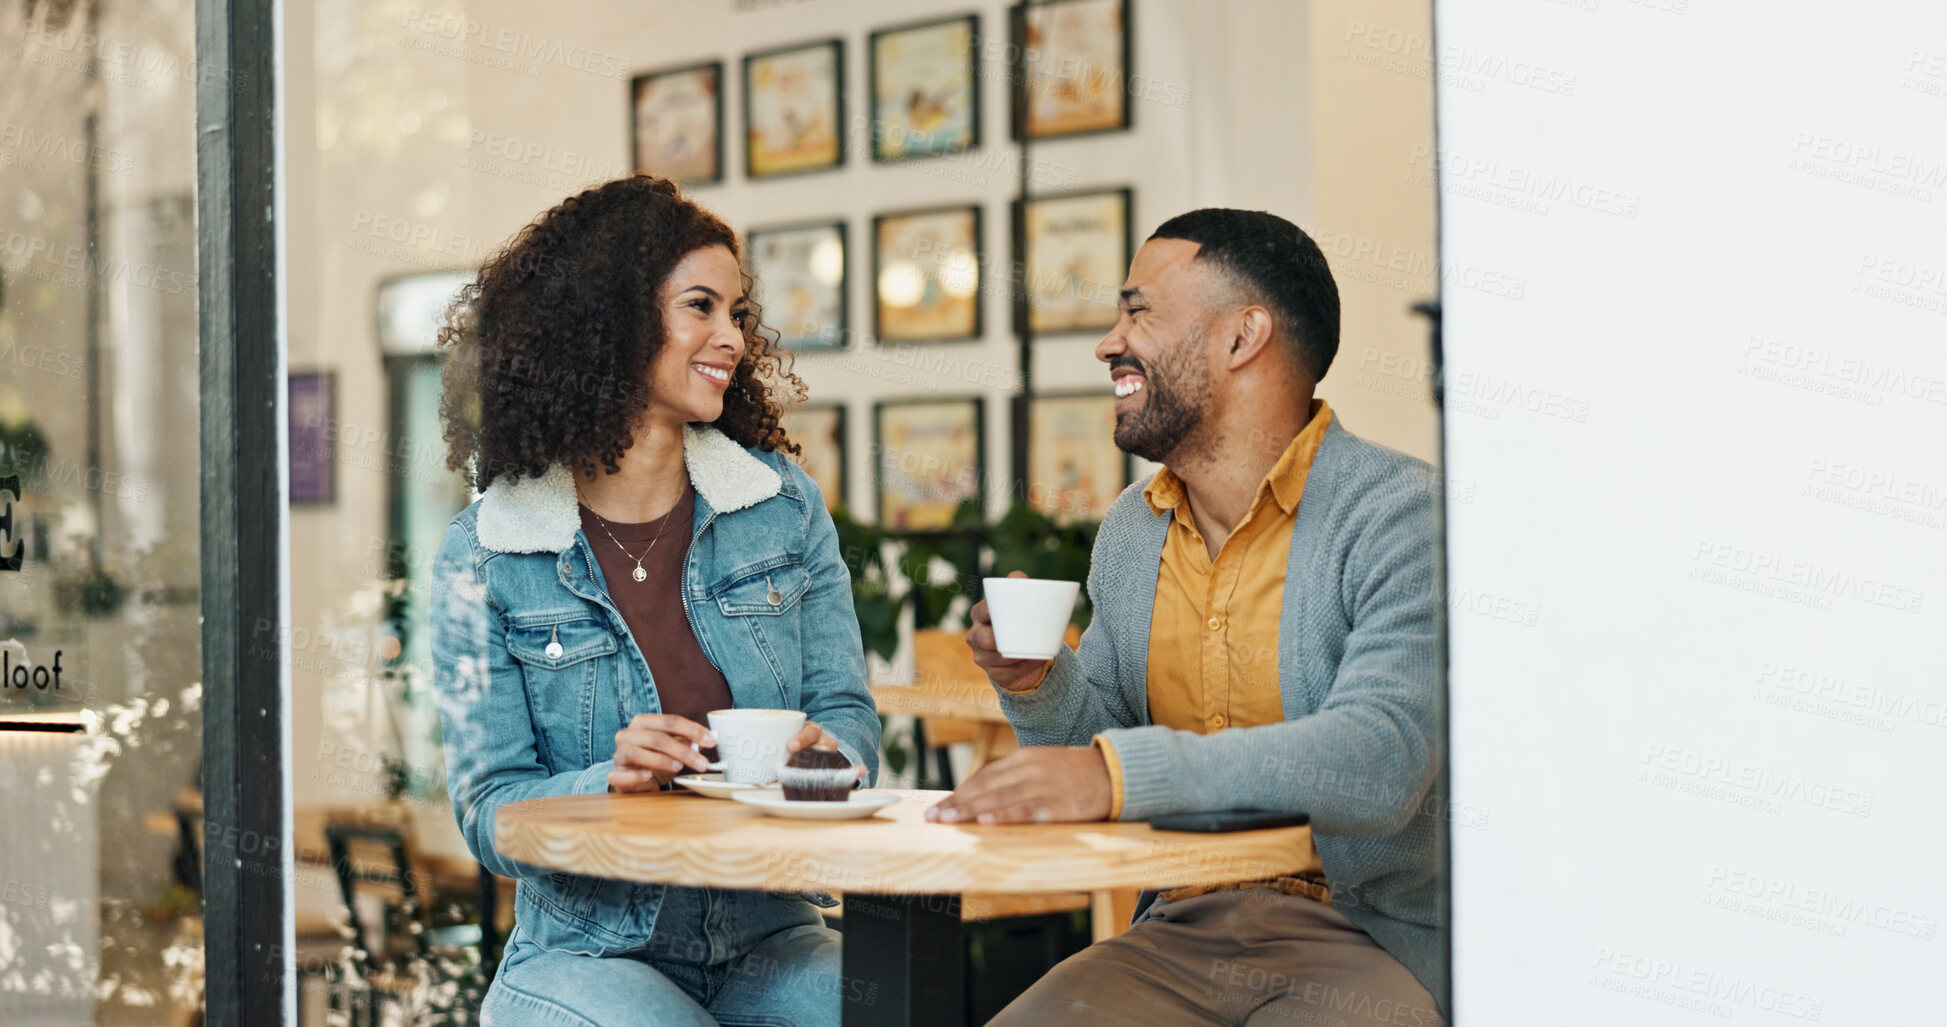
top-left (706, 708), bottom-right (807, 784)
top-left (981, 577), bottom-right (1082, 660)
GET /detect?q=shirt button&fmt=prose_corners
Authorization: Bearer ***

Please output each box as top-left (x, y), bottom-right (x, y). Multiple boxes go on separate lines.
top-left (1206, 617), bottom-right (1222, 631)
top-left (1209, 713), bottom-right (1228, 729)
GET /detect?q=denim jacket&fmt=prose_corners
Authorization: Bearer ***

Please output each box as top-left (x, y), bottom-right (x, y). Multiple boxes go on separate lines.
top-left (431, 424), bottom-right (879, 954)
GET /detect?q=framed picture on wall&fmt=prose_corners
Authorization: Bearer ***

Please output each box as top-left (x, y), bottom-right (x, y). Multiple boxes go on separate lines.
top-left (1017, 187), bottom-right (1131, 334)
top-left (1024, 392), bottom-right (1131, 523)
top-left (748, 221), bottom-right (847, 349)
top-left (744, 39), bottom-right (845, 178)
top-left (783, 403), bottom-right (848, 512)
top-left (869, 14), bottom-right (979, 161)
top-left (1012, 0), bottom-right (1131, 140)
top-left (873, 204), bottom-right (982, 343)
top-left (630, 61), bottom-right (724, 185)
top-left (875, 398), bottom-right (984, 530)
top-left (289, 371), bottom-right (335, 505)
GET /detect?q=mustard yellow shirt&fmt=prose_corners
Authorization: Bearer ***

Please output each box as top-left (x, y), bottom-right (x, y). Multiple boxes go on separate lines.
top-left (1094, 400), bottom-right (1333, 889)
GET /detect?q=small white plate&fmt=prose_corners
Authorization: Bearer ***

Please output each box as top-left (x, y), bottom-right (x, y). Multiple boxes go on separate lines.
top-left (729, 789), bottom-right (901, 820)
top-left (673, 773), bottom-right (776, 799)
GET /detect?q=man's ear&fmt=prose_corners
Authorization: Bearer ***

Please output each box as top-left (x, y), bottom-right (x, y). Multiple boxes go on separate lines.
top-left (1224, 306), bottom-right (1278, 370)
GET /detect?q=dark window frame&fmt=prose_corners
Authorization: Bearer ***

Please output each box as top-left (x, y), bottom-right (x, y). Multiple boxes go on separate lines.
top-left (197, 0), bottom-right (287, 1021)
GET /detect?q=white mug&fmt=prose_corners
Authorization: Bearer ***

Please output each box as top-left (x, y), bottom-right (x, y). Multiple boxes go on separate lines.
top-left (981, 577), bottom-right (1082, 660)
top-left (705, 708), bottom-right (806, 784)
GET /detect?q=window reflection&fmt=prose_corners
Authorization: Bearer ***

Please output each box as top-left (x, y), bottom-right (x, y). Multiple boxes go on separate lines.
top-left (2, 0), bottom-right (204, 1022)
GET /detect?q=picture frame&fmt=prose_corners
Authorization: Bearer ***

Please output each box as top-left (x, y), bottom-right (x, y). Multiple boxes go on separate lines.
top-left (289, 371), bottom-right (335, 505)
top-left (869, 14), bottom-right (980, 162)
top-left (1016, 187), bottom-right (1132, 335)
top-left (1023, 392), bottom-right (1132, 523)
top-left (1011, 0), bottom-right (1132, 141)
top-left (744, 38), bottom-right (845, 179)
top-left (748, 221), bottom-right (848, 349)
top-left (783, 403), bottom-right (849, 512)
top-left (630, 60), bottom-right (724, 185)
top-left (873, 204), bottom-right (983, 343)
top-left (874, 397), bottom-right (985, 530)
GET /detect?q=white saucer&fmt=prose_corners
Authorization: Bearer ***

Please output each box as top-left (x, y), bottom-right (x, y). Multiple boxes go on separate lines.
top-left (674, 773), bottom-right (777, 799)
top-left (729, 789), bottom-right (900, 820)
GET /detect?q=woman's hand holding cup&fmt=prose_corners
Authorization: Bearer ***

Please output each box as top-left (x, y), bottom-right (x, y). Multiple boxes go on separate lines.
top-left (787, 720), bottom-right (844, 756)
top-left (609, 713), bottom-right (716, 792)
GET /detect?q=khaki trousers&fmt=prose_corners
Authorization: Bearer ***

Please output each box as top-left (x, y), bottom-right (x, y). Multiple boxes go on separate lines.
top-left (988, 887), bottom-right (1443, 1027)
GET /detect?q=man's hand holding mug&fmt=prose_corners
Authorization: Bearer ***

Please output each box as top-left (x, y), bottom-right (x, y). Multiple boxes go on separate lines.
top-left (967, 571), bottom-right (1081, 690)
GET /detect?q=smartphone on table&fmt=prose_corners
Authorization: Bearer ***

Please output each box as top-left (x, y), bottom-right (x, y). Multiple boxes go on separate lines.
top-left (1148, 809), bottom-right (1309, 832)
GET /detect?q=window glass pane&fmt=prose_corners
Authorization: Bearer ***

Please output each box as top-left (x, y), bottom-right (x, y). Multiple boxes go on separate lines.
top-left (284, 1), bottom-right (1441, 1022)
top-left (2, 0), bottom-right (202, 1022)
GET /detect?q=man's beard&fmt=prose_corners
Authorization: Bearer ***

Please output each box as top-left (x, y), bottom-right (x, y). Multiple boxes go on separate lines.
top-left (1112, 330), bottom-right (1210, 463)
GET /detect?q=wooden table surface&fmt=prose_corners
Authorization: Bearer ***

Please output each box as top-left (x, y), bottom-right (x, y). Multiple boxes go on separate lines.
top-left (868, 684), bottom-right (1011, 724)
top-left (496, 789), bottom-right (1313, 895)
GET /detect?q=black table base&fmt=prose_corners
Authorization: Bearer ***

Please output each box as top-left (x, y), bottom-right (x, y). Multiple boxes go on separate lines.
top-left (839, 892), bottom-right (1091, 1026)
top-left (842, 893), bottom-right (968, 1027)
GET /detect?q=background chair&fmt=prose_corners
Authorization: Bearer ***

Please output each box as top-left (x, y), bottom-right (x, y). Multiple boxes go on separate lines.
top-left (323, 818), bottom-right (488, 1025)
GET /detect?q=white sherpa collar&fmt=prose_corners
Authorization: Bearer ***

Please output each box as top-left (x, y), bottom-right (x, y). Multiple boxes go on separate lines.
top-left (475, 424), bottom-right (782, 554)
top-left (679, 422), bottom-right (784, 513)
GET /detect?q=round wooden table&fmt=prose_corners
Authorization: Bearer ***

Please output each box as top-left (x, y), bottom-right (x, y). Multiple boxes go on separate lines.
top-left (497, 789), bottom-right (1314, 1026)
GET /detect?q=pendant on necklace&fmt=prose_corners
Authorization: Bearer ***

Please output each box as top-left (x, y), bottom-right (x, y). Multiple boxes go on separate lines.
top-left (632, 566), bottom-right (648, 582)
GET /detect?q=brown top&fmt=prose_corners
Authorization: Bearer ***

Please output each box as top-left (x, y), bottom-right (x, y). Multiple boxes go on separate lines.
top-left (579, 483), bottom-right (731, 754)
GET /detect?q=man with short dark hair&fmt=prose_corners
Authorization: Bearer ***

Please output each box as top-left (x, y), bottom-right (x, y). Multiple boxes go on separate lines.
top-left (927, 209), bottom-right (1445, 1025)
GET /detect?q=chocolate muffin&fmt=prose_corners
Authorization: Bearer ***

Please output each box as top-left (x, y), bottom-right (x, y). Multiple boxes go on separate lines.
top-left (778, 747), bottom-right (857, 802)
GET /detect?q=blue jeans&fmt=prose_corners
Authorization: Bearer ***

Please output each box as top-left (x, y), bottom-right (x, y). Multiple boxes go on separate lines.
top-left (481, 886), bottom-right (842, 1026)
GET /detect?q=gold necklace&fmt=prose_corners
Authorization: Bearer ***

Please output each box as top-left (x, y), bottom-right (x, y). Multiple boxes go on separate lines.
top-left (587, 487), bottom-right (685, 583)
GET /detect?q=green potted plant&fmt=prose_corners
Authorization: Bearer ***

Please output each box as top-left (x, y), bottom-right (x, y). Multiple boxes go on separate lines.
top-left (829, 505), bottom-right (900, 664)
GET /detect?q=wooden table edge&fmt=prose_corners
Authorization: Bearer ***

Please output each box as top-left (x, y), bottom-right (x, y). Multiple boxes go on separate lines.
top-left (494, 790), bottom-right (1313, 895)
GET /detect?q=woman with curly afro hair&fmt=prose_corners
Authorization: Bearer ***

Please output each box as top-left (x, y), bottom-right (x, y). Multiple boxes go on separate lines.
top-left (429, 175), bottom-right (879, 1026)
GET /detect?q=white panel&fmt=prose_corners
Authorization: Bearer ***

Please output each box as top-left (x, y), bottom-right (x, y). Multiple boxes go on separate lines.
top-left (1438, 2), bottom-right (1946, 1022)
top-left (0, 732), bottom-right (99, 1025)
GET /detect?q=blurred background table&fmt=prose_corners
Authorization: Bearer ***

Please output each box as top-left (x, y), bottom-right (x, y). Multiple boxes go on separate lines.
top-left (497, 789), bottom-right (1314, 1027)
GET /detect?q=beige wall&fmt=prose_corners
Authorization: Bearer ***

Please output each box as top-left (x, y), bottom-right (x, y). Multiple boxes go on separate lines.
top-left (284, 0), bottom-right (1438, 811)
top-left (1308, 0), bottom-right (1439, 458)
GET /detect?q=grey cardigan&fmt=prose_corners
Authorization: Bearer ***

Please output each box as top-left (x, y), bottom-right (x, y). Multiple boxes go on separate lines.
top-left (996, 414), bottom-right (1445, 1002)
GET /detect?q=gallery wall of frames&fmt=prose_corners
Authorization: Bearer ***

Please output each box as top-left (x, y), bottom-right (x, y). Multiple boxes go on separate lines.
top-left (634, 1), bottom-right (1143, 527)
